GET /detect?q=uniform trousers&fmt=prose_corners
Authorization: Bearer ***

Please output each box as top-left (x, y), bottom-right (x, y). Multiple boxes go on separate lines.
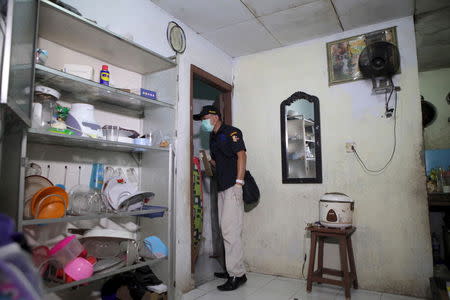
top-left (218, 184), bottom-right (246, 277)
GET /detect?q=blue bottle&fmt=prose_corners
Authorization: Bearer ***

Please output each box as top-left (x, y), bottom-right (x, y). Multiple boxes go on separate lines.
top-left (90, 163), bottom-right (104, 190)
top-left (100, 65), bottom-right (110, 86)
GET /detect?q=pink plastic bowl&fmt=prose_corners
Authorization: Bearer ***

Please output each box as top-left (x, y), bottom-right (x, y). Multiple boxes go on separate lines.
top-left (64, 257), bottom-right (94, 281)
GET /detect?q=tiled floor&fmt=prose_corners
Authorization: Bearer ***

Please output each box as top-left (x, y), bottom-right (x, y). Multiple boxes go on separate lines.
top-left (182, 273), bottom-right (426, 300)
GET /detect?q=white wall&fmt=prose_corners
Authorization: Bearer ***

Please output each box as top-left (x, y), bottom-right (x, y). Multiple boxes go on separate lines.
top-left (233, 16), bottom-right (432, 297)
top-left (419, 68), bottom-right (450, 150)
top-left (60, 0), bottom-right (233, 295)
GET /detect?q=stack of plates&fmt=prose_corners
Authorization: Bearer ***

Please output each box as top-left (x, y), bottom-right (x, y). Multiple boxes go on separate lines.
top-left (102, 177), bottom-right (154, 211)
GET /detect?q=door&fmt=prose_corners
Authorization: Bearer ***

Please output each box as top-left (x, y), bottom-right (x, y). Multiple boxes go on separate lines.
top-left (1, 0), bottom-right (38, 126)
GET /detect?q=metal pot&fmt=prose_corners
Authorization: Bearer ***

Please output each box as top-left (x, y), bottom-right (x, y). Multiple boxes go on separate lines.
top-left (319, 193), bottom-right (354, 228)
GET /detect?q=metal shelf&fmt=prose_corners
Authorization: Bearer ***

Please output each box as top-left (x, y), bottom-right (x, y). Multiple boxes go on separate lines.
top-left (22, 207), bottom-right (168, 226)
top-left (39, 0), bottom-right (176, 75)
top-left (35, 64), bottom-right (173, 115)
top-left (45, 258), bottom-right (165, 293)
top-left (27, 128), bottom-right (170, 153)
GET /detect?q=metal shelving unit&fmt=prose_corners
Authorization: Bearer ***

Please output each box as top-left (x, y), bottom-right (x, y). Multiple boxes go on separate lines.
top-left (39, 0), bottom-right (176, 74)
top-left (21, 206), bottom-right (168, 226)
top-left (27, 128), bottom-right (169, 153)
top-left (45, 259), bottom-right (165, 293)
top-left (9, 0), bottom-right (179, 296)
top-left (35, 64), bottom-right (173, 117)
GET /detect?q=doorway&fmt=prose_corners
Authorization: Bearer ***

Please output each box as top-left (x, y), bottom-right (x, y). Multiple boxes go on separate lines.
top-left (190, 65), bottom-right (232, 285)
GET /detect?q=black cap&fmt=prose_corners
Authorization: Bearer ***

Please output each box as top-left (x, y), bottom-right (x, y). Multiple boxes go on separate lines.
top-left (193, 105), bottom-right (221, 121)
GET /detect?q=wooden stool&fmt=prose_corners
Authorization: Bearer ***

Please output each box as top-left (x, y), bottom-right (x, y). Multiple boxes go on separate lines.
top-left (306, 226), bottom-right (358, 299)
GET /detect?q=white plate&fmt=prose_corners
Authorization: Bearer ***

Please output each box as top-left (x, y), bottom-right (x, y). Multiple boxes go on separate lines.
top-left (81, 228), bottom-right (136, 240)
top-left (25, 175), bottom-right (53, 202)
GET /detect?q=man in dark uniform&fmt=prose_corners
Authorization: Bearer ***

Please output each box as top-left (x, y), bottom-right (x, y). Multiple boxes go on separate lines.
top-left (193, 105), bottom-right (247, 291)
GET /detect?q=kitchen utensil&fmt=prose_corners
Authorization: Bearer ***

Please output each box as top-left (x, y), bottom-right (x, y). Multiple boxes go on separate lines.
top-left (69, 185), bottom-right (104, 215)
top-left (104, 166), bottom-right (115, 182)
top-left (118, 192), bottom-right (154, 211)
top-left (49, 235), bottom-right (84, 267)
top-left (34, 194), bottom-right (66, 219)
top-left (114, 168), bottom-right (125, 179)
top-left (64, 257), bottom-right (94, 281)
top-left (319, 193), bottom-right (354, 228)
top-left (40, 99), bottom-right (57, 129)
top-left (55, 166), bottom-right (67, 190)
top-left (31, 186), bottom-right (68, 217)
top-left (118, 127), bottom-right (140, 138)
top-left (25, 175), bottom-right (53, 203)
top-left (90, 163), bottom-right (104, 190)
top-left (82, 238), bottom-right (121, 258)
top-left (126, 168), bottom-right (138, 185)
top-left (103, 125), bottom-right (120, 141)
top-left (93, 257), bottom-right (122, 273)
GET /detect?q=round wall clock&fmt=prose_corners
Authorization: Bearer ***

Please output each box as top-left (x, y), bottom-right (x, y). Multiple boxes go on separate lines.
top-left (166, 21), bottom-right (186, 54)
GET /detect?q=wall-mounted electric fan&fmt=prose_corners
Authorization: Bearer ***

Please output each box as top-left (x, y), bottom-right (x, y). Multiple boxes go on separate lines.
top-left (359, 41), bottom-right (400, 117)
top-left (359, 41), bottom-right (400, 79)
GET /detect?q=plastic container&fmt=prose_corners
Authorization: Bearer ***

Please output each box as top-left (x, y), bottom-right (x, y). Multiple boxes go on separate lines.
top-left (63, 64), bottom-right (94, 80)
top-left (103, 125), bottom-right (119, 141)
top-left (64, 257), bottom-right (94, 281)
top-left (100, 65), bottom-right (110, 86)
top-left (49, 235), bottom-right (84, 267)
top-left (34, 86), bottom-right (60, 129)
top-left (90, 163), bottom-right (104, 190)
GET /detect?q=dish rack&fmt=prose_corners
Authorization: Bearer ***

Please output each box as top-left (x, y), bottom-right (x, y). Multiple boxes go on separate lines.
top-left (0, 0), bottom-right (176, 297)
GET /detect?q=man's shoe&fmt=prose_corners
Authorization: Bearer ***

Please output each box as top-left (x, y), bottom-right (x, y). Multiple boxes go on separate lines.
top-left (217, 274), bottom-right (247, 291)
top-left (214, 272), bottom-right (229, 279)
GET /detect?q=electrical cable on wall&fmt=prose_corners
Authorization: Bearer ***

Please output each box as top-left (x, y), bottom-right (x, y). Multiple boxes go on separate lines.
top-left (353, 88), bottom-right (398, 174)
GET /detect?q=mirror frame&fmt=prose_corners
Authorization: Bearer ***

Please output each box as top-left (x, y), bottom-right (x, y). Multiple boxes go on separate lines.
top-left (280, 91), bottom-right (323, 184)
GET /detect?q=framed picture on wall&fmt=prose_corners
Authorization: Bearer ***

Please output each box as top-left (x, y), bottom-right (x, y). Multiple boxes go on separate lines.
top-left (326, 27), bottom-right (398, 86)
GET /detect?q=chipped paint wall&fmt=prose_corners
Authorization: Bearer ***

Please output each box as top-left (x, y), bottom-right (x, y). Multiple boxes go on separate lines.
top-left (232, 16), bottom-right (432, 297)
top-left (419, 67), bottom-right (450, 150)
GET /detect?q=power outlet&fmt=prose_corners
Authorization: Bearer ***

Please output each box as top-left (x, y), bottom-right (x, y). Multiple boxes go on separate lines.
top-left (346, 142), bottom-right (355, 153)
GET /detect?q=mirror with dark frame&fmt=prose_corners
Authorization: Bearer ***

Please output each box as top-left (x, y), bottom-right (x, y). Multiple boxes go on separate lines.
top-left (280, 91), bottom-right (322, 183)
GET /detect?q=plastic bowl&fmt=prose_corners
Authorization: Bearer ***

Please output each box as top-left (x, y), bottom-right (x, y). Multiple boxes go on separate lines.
top-left (64, 257), bottom-right (93, 281)
top-left (31, 186), bottom-right (68, 216)
top-left (49, 235), bottom-right (84, 267)
top-left (35, 194), bottom-right (66, 219)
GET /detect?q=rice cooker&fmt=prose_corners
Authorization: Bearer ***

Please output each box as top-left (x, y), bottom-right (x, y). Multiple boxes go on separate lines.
top-left (319, 193), bottom-right (354, 228)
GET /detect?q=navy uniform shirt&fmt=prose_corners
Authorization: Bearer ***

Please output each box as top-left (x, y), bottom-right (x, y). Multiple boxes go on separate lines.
top-left (210, 124), bottom-right (246, 192)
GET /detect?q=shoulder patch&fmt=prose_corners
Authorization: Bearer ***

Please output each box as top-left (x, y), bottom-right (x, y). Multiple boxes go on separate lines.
top-left (230, 131), bottom-right (238, 136)
top-left (232, 135), bottom-right (240, 142)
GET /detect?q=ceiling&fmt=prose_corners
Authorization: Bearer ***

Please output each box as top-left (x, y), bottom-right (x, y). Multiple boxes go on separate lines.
top-left (415, 0), bottom-right (450, 71)
top-left (152, 0), bottom-right (450, 71)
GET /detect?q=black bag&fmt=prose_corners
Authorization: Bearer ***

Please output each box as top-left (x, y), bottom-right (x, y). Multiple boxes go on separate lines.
top-left (243, 170), bottom-right (260, 205)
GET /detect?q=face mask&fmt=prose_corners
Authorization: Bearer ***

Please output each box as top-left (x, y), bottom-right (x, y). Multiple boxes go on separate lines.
top-left (201, 119), bottom-right (214, 132)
